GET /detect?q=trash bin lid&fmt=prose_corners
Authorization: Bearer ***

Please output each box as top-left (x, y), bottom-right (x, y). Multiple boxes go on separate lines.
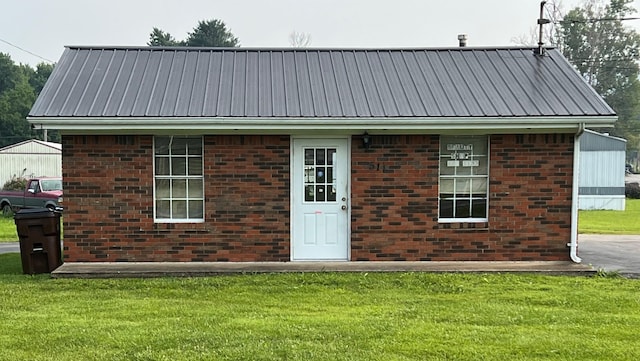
top-left (14, 208), bottom-right (58, 220)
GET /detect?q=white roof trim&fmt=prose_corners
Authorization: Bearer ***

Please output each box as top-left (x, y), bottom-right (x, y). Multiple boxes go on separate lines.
top-left (0, 139), bottom-right (62, 152)
top-left (28, 116), bottom-right (617, 132)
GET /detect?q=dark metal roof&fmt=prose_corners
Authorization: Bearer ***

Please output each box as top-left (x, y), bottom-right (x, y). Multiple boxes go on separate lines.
top-left (29, 46), bottom-right (615, 119)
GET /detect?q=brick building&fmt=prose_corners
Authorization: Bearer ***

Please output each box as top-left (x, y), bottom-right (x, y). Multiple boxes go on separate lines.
top-left (28, 46), bottom-right (615, 263)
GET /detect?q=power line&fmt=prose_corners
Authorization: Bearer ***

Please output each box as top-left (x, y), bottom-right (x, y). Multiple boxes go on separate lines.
top-left (0, 37), bottom-right (54, 63)
top-left (559, 16), bottom-right (640, 24)
top-left (568, 57), bottom-right (639, 62)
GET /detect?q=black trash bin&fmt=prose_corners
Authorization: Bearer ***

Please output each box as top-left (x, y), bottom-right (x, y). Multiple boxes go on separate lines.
top-left (14, 208), bottom-right (62, 274)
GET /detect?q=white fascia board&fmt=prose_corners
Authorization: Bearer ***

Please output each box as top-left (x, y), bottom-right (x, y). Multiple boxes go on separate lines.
top-left (27, 116), bottom-right (617, 132)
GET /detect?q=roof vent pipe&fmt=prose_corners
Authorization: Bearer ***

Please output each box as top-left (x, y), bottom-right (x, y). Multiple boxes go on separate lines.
top-left (458, 34), bottom-right (468, 47)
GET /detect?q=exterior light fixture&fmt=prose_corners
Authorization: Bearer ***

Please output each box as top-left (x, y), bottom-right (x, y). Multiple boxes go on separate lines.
top-left (362, 132), bottom-right (371, 149)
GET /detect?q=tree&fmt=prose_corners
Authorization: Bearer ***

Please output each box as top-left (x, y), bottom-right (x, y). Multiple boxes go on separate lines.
top-left (0, 77), bottom-right (36, 147)
top-left (147, 28), bottom-right (180, 47)
top-left (289, 31), bottom-right (312, 47)
top-left (148, 19), bottom-right (239, 47)
top-left (559, 0), bottom-right (640, 149)
top-left (0, 54), bottom-right (57, 147)
top-left (184, 19), bottom-right (239, 47)
top-left (29, 63), bottom-right (54, 95)
top-left (0, 53), bottom-right (20, 95)
top-left (0, 53), bottom-right (31, 147)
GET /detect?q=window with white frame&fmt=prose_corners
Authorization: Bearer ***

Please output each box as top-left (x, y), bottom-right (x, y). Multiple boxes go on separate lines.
top-left (439, 135), bottom-right (489, 221)
top-left (154, 136), bottom-right (204, 222)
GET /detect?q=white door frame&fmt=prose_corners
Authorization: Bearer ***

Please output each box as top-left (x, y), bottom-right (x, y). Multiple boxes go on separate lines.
top-left (290, 136), bottom-right (351, 261)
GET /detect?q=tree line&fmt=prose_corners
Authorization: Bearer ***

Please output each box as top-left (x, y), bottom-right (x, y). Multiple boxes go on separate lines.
top-left (0, 19), bottom-right (238, 149)
top-left (1, 0), bottom-right (639, 155)
top-left (556, 0), bottom-right (640, 155)
top-left (0, 56), bottom-right (54, 147)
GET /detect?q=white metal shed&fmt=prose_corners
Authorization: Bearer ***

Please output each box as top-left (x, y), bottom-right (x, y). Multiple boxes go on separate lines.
top-left (0, 139), bottom-right (62, 186)
top-left (579, 130), bottom-right (626, 210)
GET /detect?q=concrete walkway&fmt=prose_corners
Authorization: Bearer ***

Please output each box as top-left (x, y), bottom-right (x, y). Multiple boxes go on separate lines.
top-left (49, 260), bottom-right (594, 278)
top-left (4, 234), bottom-right (638, 278)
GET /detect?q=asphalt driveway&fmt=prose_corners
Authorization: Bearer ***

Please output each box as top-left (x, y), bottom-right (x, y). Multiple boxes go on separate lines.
top-left (0, 242), bottom-right (19, 254)
top-left (578, 234), bottom-right (640, 277)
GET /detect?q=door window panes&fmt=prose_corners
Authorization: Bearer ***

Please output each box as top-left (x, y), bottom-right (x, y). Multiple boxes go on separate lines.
top-left (302, 147), bottom-right (337, 202)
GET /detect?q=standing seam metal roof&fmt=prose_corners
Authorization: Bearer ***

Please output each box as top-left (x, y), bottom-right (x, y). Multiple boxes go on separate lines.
top-left (29, 46), bottom-right (615, 119)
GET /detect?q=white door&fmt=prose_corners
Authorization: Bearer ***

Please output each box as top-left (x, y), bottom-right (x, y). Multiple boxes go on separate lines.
top-left (292, 138), bottom-right (350, 260)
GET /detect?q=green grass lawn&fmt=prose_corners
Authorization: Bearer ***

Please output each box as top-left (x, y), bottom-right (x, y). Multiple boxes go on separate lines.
top-left (0, 215), bottom-right (17, 241)
top-left (0, 215), bottom-right (61, 242)
top-left (0, 253), bottom-right (638, 361)
top-left (578, 198), bottom-right (640, 234)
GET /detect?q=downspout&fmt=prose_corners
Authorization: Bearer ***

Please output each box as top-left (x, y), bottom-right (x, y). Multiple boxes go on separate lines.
top-left (569, 123), bottom-right (585, 263)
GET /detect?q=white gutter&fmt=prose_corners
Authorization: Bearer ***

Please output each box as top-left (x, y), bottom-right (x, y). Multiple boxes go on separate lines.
top-left (569, 123), bottom-right (585, 263)
top-left (27, 115), bottom-right (617, 131)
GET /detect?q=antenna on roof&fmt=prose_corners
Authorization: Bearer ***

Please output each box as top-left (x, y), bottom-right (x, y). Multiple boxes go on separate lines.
top-left (535, 1), bottom-right (551, 55)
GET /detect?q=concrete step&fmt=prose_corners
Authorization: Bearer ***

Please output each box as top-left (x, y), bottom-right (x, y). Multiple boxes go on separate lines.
top-left (51, 261), bottom-right (595, 278)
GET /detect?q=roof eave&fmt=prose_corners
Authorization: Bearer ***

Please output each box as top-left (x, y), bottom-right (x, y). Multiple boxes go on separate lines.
top-left (27, 116), bottom-right (617, 134)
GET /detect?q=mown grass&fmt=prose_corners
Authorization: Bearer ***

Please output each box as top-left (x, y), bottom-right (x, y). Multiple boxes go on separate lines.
top-left (0, 215), bottom-right (61, 242)
top-left (0, 214), bottom-right (17, 241)
top-left (578, 198), bottom-right (640, 234)
top-left (0, 252), bottom-right (638, 360)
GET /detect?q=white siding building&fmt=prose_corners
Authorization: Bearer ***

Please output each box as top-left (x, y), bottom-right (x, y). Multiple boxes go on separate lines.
top-left (579, 130), bottom-right (626, 210)
top-left (0, 140), bottom-right (62, 186)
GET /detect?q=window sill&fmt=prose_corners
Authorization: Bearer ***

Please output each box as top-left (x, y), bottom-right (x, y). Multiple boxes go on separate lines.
top-left (438, 218), bottom-right (487, 223)
top-left (436, 221), bottom-right (489, 231)
top-left (154, 219), bottom-right (205, 224)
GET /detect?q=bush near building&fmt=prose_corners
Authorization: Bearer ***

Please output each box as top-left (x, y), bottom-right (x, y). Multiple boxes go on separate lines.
top-left (626, 182), bottom-right (640, 199)
top-left (1, 176), bottom-right (28, 191)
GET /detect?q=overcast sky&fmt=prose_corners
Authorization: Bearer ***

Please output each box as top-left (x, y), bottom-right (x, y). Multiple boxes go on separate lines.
top-left (1, 0), bottom-right (639, 66)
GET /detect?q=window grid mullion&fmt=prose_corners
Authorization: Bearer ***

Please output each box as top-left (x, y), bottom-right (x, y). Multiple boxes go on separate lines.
top-left (439, 136), bottom-right (489, 221)
top-left (154, 136), bottom-right (204, 222)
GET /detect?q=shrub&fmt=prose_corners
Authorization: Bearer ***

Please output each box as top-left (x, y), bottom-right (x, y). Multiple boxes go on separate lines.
top-left (625, 182), bottom-right (640, 199)
top-left (2, 176), bottom-right (28, 191)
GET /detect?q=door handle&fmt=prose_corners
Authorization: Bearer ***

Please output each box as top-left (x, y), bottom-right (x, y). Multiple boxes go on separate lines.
top-left (341, 205), bottom-right (347, 210)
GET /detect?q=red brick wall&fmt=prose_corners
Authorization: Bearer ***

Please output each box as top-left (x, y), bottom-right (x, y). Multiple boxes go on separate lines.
top-left (62, 133), bottom-right (573, 262)
top-left (62, 135), bottom-right (290, 262)
top-left (351, 134), bottom-right (573, 261)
